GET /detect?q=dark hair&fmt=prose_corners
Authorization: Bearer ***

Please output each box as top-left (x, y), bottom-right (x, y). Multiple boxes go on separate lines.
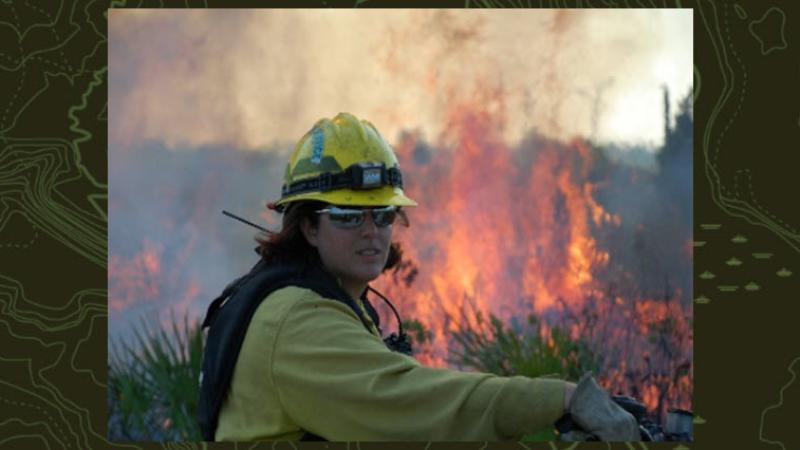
top-left (256, 200), bottom-right (404, 271)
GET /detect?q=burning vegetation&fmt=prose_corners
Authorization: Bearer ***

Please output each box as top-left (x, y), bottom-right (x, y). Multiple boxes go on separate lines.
top-left (370, 90), bottom-right (693, 422)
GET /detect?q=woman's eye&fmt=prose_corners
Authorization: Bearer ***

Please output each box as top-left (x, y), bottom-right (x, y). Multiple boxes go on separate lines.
top-left (381, 212), bottom-right (396, 225)
top-left (333, 213), bottom-right (361, 225)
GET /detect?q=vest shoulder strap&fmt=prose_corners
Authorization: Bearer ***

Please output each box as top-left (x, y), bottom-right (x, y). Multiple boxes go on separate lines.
top-left (196, 260), bottom-right (381, 441)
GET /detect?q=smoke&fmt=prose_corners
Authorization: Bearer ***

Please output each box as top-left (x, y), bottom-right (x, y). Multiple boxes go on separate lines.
top-left (591, 92), bottom-right (693, 304)
top-left (107, 141), bottom-right (288, 345)
top-left (109, 9), bottom-right (692, 151)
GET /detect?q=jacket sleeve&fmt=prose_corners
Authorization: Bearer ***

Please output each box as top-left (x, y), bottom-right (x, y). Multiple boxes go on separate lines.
top-left (269, 290), bottom-right (566, 441)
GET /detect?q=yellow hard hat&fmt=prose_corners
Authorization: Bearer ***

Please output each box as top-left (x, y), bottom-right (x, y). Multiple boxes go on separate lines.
top-left (273, 112), bottom-right (418, 211)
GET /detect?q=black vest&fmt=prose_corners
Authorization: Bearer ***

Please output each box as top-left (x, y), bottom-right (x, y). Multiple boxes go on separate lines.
top-left (196, 259), bottom-right (409, 441)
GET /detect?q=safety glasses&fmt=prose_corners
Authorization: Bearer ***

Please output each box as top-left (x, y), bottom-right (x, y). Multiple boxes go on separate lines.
top-left (316, 205), bottom-right (401, 229)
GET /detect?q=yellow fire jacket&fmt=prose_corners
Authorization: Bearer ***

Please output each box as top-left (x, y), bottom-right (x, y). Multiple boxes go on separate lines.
top-left (215, 286), bottom-right (566, 441)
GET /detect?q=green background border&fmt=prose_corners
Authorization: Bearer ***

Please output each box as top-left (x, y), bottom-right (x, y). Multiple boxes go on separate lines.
top-left (1, 1), bottom-right (798, 449)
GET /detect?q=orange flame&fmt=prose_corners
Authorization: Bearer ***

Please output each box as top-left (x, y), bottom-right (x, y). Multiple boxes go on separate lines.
top-left (373, 90), bottom-right (691, 416)
top-left (109, 240), bottom-right (163, 313)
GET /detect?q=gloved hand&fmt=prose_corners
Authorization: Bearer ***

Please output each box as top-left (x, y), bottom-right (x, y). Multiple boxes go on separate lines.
top-left (567, 372), bottom-right (640, 441)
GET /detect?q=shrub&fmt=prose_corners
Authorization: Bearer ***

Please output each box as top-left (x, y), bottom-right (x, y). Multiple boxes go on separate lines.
top-left (107, 312), bottom-right (204, 441)
top-left (448, 309), bottom-right (599, 380)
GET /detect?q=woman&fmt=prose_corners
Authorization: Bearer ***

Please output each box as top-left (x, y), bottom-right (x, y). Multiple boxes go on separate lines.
top-left (197, 113), bottom-right (638, 441)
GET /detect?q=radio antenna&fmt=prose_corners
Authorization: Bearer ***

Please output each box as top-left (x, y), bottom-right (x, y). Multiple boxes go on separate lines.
top-left (222, 210), bottom-right (268, 232)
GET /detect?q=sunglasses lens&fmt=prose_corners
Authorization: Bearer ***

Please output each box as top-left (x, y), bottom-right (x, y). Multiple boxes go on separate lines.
top-left (321, 206), bottom-right (399, 228)
top-left (328, 210), bottom-right (364, 228)
top-left (372, 208), bottom-right (397, 227)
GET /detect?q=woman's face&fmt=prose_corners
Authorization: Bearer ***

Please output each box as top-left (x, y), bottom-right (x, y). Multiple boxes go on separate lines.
top-left (301, 206), bottom-right (393, 298)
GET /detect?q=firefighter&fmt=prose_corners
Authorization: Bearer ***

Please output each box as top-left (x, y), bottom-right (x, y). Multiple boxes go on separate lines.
top-left (197, 112), bottom-right (638, 441)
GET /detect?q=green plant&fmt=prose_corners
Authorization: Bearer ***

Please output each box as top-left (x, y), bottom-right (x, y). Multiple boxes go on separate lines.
top-left (448, 309), bottom-right (599, 381)
top-left (402, 318), bottom-right (433, 347)
top-left (108, 312), bottom-right (204, 441)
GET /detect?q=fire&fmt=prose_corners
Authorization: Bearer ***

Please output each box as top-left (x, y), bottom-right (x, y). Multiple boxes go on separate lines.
top-left (377, 102), bottom-right (619, 350)
top-left (372, 92), bottom-right (692, 417)
top-left (109, 240), bottom-right (164, 313)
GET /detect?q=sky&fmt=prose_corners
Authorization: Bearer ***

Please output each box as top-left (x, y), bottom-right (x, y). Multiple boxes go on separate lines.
top-left (109, 9), bottom-right (693, 152)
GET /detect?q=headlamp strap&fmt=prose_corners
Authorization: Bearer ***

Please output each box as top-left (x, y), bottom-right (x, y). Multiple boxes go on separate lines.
top-left (281, 162), bottom-right (404, 197)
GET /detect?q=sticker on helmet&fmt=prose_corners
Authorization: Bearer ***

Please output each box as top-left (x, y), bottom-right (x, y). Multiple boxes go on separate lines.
top-left (311, 127), bottom-right (324, 164)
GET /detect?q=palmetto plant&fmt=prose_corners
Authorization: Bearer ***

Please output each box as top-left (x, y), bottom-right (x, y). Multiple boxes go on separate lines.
top-left (449, 308), bottom-right (599, 380)
top-left (107, 312), bottom-right (204, 441)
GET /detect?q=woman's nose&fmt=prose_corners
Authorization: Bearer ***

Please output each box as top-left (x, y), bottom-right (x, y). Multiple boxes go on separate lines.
top-left (359, 211), bottom-right (378, 236)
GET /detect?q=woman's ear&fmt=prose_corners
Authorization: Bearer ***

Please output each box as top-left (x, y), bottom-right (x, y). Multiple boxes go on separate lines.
top-left (300, 217), bottom-right (319, 248)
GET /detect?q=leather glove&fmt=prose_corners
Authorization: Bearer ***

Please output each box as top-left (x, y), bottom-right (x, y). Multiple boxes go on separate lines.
top-left (568, 372), bottom-right (640, 441)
